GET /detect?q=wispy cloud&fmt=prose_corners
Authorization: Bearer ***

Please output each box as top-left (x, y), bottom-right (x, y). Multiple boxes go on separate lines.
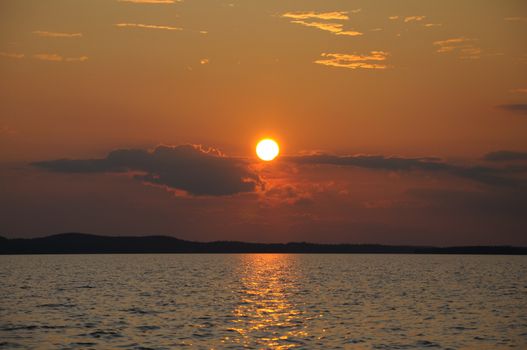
top-left (118, 0), bottom-right (179, 3)
top-left (65, 56), bottom-right (89, 62)
top-left (404, 16), bottom-right (426, 23)
top-left (200, 58), bottom-right (209, 65)
top-left (434, 37), bottom-right (468, 48)
top-left (510, 88), bottom-right (527, 94)
top-left (433, 37), bottom-right (481, 59)
top-left (282, 11), bottom-right (350, 21)
top-left (285, 153), bottom-right (527, 187)
top-left (504, 17), bottom-right (527, 22)
top-left (0, 52), bottom-right (24, 59)
top-left (290, 20), bottom-right (362, 36)
top-left (459, 47), bottom-right (482, 59)
top-left (281, 10), bottom-right (362, 36)
top-left (34, 54), bottom-right (88, 62)
top-left (424, 23), bottom-right (442, 28)
top-left (115, 23), bottom-right (182, 31)
top-left (315, 52), bottom-right (388, 70)
top-left (496, 104), bottom-right (527, 114)
top-left (34, 54), bottom-right (62, 61)
top-left (33, 31), bottom-right (82, 38)
top-left (483, 150), bottom-right (527, 162)
top-left (388, 16), bottom-right (399, 20)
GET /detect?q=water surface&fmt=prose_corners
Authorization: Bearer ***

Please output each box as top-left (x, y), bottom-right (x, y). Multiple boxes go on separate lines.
top-left (1, 254), bottom-right (526, 349)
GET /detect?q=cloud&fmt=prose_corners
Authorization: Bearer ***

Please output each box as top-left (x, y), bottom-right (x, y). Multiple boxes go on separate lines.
top-left (289, 20), bottom-right (362, 36)
top-left (118, 0), bottom-right (178, 3)
top-left (510, 88), bottom-right (527, 94)
top-left (32, 145), bottom-right (261, 196)
top-left (284, 153), bottom-right (527, 187)
top-left (404, 16), bottom-right (426, 23)
top-left (434, 37), bottom-right (468, 47)
top-left (34, 54), bottom-right (62, 61)
top-left (483, 151), bottom-right (527, 162)
top-left (424, 23), bottom-right (442, 28)
top-left (433, 37), bottom-right (481, 59)
top-left (314, 52), bottom-right (388, 70)
top-left (281, 10), bottom-right (362, 37)
top-left (33, 54), bottom-right (88, 62)
top-left (459, 47), bottom-right (481, 59)
top-left (261, 183), bottom-right (313, 207)
top-left (286, 154), bottom-right (446, 170)
top-left (504, 17), bottom-right (527, 22)
top-left (282, 11), bottom-right (350, 21)
top-left (496, 103), bottom-right (527, 114)
top-left (115, 23), bottom-right (182, 31)
top-left (65, 56), bottom-right (89, 62)
top-left (33, 31), bottom-right (82, 38)
top-left (200, 58), bottom-right (209, 65)
top-left (388, 16), bottom-right (399, 20)
top-left (0, 52), bottom-right (24, 59)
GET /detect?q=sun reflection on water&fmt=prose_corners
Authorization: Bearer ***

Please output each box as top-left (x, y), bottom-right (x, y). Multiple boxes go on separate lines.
top-left (223, 254), bottom-right (307, 349)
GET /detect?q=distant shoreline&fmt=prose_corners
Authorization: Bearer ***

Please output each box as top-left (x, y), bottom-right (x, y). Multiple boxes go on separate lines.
top-left (1, 233), bottom-right (526, 255)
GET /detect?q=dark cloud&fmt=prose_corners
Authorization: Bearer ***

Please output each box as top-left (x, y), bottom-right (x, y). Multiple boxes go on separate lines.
top-left (284, 154), bottom-right (526, 187)
top-left (450, 166), bottom-right (523, 187)
top-left (32, 145), bottom-right (261, 196)
top-left (483, 150), bottom-right (527, 162)
top-left (32, 147), bottom-right (527, 196)
top-left (284, 154), bottom-right (446, 171)
top-left (496, 103), bottom-right (527, 113)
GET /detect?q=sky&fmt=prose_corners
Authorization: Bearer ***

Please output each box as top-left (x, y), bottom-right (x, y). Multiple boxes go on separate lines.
top-left (1, 0), bottom-right (527, 245)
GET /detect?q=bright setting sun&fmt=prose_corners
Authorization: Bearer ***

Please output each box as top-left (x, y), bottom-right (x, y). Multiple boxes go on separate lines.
top-left (256, 139), bottom-right (280, 161)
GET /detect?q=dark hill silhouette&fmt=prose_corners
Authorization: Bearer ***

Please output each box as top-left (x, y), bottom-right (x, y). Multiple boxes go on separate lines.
top-left (0, 233), bottom-right (526, 254)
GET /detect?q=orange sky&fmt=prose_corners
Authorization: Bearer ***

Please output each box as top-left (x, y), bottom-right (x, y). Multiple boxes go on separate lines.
top-left (1, 0), bottom-right (527, 244)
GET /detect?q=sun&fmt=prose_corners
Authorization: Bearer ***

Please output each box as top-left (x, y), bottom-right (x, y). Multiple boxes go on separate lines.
top-left (256, 138), bottom-right (280, 161)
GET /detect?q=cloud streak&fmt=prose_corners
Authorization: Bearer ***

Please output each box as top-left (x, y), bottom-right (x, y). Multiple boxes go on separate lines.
top-left (483, 151), bottom-right (527, 162)
top-left (34, 54), bottom-right (88, 62)
top-left (282, 10), bottom-right (362, 37)
top-left (496, 104), bottom-right (527, 114)
top-left (404, 16), bottom-right (426, 23)
top-left (0, 52), bottom-right (24, 59)
top-left (433, 37), bottom-right (481, 59)
top-left (33, 31), bottom-right (82, 38)
top-left (32, 145), bottom-right (261, 196)
top-left (115, 23), bottom-right (182, 31)
top-left (282, 11), bottom-right (350, 21)
top-left (289, 20), bottom-right (362, 36)
top-left (284, 153), bottom-right (526, 187)
top-left (315, 52), bottom-right (388, 70)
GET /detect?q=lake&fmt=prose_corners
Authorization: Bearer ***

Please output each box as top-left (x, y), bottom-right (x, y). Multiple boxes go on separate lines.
top-left (1, 254), bottom-right (526, 349)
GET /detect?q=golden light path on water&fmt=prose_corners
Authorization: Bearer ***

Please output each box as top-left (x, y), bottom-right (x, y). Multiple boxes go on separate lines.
top-left (222, 254), bottom-right (310, 349)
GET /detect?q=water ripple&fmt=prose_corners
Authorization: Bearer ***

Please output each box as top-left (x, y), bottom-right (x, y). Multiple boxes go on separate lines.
top-left (0, 254), bottom-right (526, 349)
